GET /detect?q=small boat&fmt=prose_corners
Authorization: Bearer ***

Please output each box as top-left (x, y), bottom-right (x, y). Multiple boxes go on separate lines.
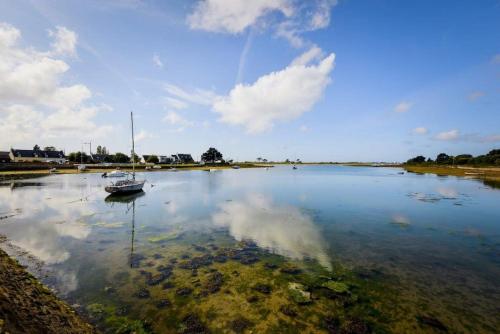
top-left (77, 164), bottom-right (86, 171)
top-left (292, 165), bottom-right (298, 170)
top-left (105, 112), bottom-right (145, 195)
top-left (153, 165), bottom-right (162, 169)
top-left (49, 167), bottom-right (58, 173)
top-left (232, 165), bottom-right (240, 169)
top-left (104, 170), bottom-right (126, 178)
top-left (170, 167), bottom-right (178, 172)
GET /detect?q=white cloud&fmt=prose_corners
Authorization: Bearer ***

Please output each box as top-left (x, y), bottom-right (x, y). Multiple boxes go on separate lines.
top-left (134, 129), bottom-right (154, 142)
top-left (152, 53), bottom-right (163, 68)
top-left (467, 91), bottom-right (485, 101)
top-left (164, 96), bottom-right (188, 110)
top-left (164, 83), bottom-right (215, 105)
top-left (291, 45), bottom-right (323, 66)
top-left (187, 0), bottom-right (293, 34)
top-left (394, 101), bottom-right (412, 113)
top-left (48, 26), bottom-right (77, 57)
top-left (162, 111), bottom-right (193, 126)
top-left (213, 51), bottom-right (335, 133)
top-left (435, 129), bottom-right (459, 141)
top-left (412, 127), bottom-right (428, 135)
top-left (0, 22), bottom-right (112, 147)
top-left (299, 125), bottom-right (309, 132)
top-left (309, 0), bottom-right (337, 29)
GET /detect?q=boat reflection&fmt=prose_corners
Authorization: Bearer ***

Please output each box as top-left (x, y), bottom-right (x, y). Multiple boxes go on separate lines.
top-left (212, 194), bottom-right (332, 270)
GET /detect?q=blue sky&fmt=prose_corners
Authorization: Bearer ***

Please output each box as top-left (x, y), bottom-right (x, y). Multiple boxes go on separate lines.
top-left (0, 0), bottom-right (498, 162)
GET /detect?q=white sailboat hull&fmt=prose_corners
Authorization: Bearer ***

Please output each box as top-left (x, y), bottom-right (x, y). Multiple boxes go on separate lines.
top-left (105, 180), bottom-right (145, 194)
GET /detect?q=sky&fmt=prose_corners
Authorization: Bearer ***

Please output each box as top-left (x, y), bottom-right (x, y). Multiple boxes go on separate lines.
top-left (0, 0), bottom-right (498, 162)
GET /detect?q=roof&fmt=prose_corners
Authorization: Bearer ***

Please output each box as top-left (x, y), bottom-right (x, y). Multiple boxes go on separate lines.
top-left (0, 151), bottom-right (10, 159)
top-left (11, 149), bottom-right (65, 159)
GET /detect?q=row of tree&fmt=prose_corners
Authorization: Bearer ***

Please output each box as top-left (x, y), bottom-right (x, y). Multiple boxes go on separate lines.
top-left (406, 149), bottom-right (500, 166)
top-left (67, 152), bottom-right (139, 163)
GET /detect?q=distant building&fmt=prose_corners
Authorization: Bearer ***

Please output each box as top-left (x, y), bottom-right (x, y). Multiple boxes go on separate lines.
top-left (9, 148), bottom-right (65, 163)
top-left (172, 153), bottom-right (194, 164)
top-left (0, 151), bottom-right (11, 163)
top-left (159, 155), bottom-right (173, 164)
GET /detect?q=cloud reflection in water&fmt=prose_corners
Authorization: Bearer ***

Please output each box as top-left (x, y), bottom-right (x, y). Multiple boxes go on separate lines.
top-left (212, 194), bottom-right (332, 270)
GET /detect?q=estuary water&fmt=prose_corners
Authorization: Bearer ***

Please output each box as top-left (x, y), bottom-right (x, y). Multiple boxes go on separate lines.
top-left (0, 166), bottom-right (499, 333)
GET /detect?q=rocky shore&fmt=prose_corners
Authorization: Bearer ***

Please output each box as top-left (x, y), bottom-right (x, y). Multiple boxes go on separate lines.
top-left (0, 248), bottom-right (95, 334)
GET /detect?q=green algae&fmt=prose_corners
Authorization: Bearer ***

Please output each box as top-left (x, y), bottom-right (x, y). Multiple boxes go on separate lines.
top-left (147, 229), bottom-right (182, 243)
top-left (321, 281), bottom-right (350, 294)
top-left (288, 282), bottom-right (311, 304)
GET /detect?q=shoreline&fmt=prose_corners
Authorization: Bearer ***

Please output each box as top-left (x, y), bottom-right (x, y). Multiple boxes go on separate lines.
top-left (0, 163), bottom-right (270, 181)
top-left (0, 248), bottom-right (95, 333)
top-left (404, 165), bottom-right (500, 188)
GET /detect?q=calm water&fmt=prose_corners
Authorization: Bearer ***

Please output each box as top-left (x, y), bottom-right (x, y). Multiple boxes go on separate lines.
top-left (0, 166), bottom-right (499, 333)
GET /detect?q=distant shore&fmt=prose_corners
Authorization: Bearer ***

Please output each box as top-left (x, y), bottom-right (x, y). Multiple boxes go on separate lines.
top-left (404, 165), bottom-right (500, 188)
top-left (0, 163), bottom-right (269, 181)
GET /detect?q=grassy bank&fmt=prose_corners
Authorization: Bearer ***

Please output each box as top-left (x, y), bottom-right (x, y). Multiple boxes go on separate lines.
top-left (404, 165), bottom-right (500, 188)
top-left (0, 248), bottom-right (95, 333)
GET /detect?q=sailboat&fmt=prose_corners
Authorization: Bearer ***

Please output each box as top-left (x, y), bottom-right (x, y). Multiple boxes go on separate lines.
top-left (105, 112), bottom-right (145, 194)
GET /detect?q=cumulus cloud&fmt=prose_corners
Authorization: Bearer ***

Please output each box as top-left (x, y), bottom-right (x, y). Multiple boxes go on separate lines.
top-left (435, 129), bottom-right (460, 141)
top-left (48, 26), bottom-right (77, 56)
top-left (187, 0), bottom-right (337, 48)
top-left (412, 127), bottom-right (428, 135)
top-left (213, 51), bottom-right (335, 133)
top-left (394, 101), bottom-right (412, 113)
top-left (0, 22), bottom-right (112, 147)
top-left (187, 0), bottom-right (293, 34)
top-left (467, 91), bottom-right (485, 101)
top-left (162, 111), bottom-right (194, 132)
top-left (152, 53), bottom-right (163, 68)
top-left (291, 45), bottom-right (323, 66)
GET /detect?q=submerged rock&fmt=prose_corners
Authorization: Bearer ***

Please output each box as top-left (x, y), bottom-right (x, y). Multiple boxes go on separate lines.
top-left (279, 305), bottom-right (298, 317)
top-left (264, 262), bottom-right (278, 270)
top-left (115, 305), bottom-right (130, 316)
top-left (130, 253), bottom-right (146, 268)
top-left (340, 317), bottom-right (370, 334)
top-left (252, 283), bottom-right (272, 294)
top-left (417, 315), bottom-right (448, 332)
top-left (153, 253), bottom-right (164, 259)
top-left (156, 299), bottom-right (171, 309)
top-left (246, 295), bottom-right (259, 303)
top-left (178, 254), bottom-right (213, 270)
top-left (203, 271), bottom-right (224, 294)
top-left (280, 265), bottom-right (302, 275)
top-left (229, 317), bottom-right (253, 333)
top-left (179, 313), bottom-right (209, 334)
top-left (134, 287), bottom-right (150, 299)
top-left (213, 254), bottom-right (228, 263)
top-left (322, 316), bottom-right (340, 333)
top-left (162, 281), bottom-right (175, 290)
top-left (288, 282), bottom-right (311, 304)
top-left (176, 287), bottom-right (193, 296)
top-left (146, 272), bottom-right (169, 286)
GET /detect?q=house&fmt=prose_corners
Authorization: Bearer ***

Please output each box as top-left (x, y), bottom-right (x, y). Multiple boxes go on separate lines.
top-left (9, 148), bottom-right (66, 164)
top-left (159, 155), bottom-right (173, 164)
top-left (0, 151), bottom-right (11, 163)
top-left (172, 153), bottom-right (194, 164)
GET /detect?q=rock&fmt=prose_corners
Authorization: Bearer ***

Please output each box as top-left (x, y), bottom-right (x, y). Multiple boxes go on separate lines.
top-left (134, 287), bottom-right (150, 299)
top-left (153, 253), bottom-right (164, 259)
top-left (252, 283), bottom-right (272, 294)
top-left (229, 317), bottom-right (253, 333)
top-left (192, 244), bottom-right (207, 252)
top-left (203, 271), bottom-right (224, 294)
top-left (322, 316), bottom-right (340, 333)
top-left (213, 254), bottom-right (228, 263)
top-left (321, 281), bottom-right (350, 294)
top-left (416, 315), bottom-right (448, 332)
top-left (288, 283), bottom-right (311, 304)
top-left (179, 313), bottom-right (209, 334)
top-left (104, 286), bottom-right (116, 294)
top-left (340, 317), bottom-right (370, 334)
top-left (178, 254), bottom-right (213, 270)
top-left (162, 281), bottom-right (175, 290)
top-left (280, 265), bottom-right (302, 275)
top-left (264, 263), bottom-right (278, 270)
top-left (130, 253), bottom-right (146, 268)
top-left (156, 299), bottom-right (171, 309)
top-left (176, 287), bottom-right (193, 296)
top-left (115, 305), bottom-right (130, 316)
top-left (279, 305), bottom-right (297, 317)
top-left (146, 272), bottom-right (168, 286)
top-left (246, 295), bottom-right (259, 303)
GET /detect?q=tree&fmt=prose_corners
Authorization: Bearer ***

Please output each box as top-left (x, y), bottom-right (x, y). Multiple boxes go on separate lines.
top-left (68, 152), bottom-right (89, 163)
top-left (147, 155), bottom-right (159, 164)
top-left (487, 149), bottom-right (500, 156)
top-left (436, 153), bottom-right (452, 164)
top-left (256, 157), bottom-right (262, 163)
top-left (455, 154), bottom-right (472, 165)
top-left (201, 147), bottom-right (223, 163)
top-left (96, 145), bottom-right (102, 155)
top-left (44, 146), bottom-right (56, 151)
top-left (113, 152), bottom-right (130, 163)
top-left (131, 153), bottom-right (140, 163)
top-left (33, 144), bottom-right (40, 151)
top-left (285, 159), bottom-right (290, 163)
top-left (406, 156), bottom-right (426, 164)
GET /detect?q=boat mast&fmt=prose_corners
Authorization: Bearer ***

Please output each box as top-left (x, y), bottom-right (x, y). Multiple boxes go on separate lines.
top-left (131, 111), bottom-right (136, 180)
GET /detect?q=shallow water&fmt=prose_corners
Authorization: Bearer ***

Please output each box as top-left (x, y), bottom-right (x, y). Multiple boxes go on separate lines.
top-left (0, 166), bottom-right (499, 333)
